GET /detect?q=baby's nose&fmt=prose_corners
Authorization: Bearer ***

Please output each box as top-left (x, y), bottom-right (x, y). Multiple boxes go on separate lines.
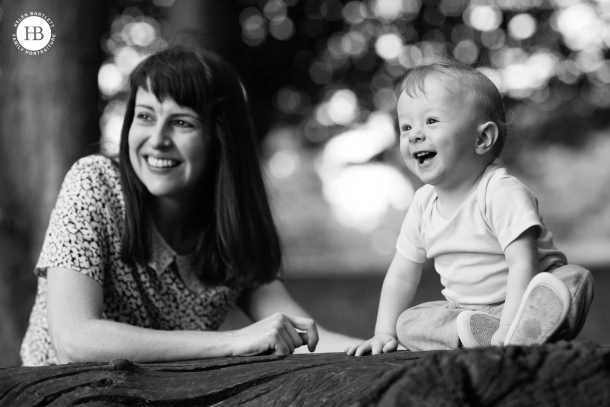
top-left (408, 129), bottom-right (425, 144)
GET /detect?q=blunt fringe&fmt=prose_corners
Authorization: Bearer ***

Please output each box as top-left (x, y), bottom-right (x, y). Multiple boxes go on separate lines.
top-left (117, 45), bottom-right (281, 287)
top-left (395, 57), bottom-right (508, 157)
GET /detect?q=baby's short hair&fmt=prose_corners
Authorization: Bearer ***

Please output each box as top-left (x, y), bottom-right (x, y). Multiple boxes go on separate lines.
top-left (395, 57), bottom-right (508, 157)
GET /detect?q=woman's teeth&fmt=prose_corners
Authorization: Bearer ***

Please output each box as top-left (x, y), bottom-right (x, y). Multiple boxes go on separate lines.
top-left (147, 156), bottom-right (179, 168)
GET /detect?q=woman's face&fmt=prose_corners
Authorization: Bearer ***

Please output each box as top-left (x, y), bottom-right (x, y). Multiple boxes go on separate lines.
top-left (128, 87), bottom-right (208, 200)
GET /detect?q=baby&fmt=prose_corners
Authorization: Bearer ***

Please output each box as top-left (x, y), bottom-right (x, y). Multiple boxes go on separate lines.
top-left (347, 58), bottom-right (594, 354)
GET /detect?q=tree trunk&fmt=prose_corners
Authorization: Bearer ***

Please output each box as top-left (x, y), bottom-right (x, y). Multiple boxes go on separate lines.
top-left (0, 0), bottom-right (106, 366)
top-left (1, 343), bottom-right (609, 406)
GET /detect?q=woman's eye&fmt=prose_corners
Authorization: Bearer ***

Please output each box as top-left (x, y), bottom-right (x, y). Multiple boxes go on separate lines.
top-left (136, 113), bottom-right (151, 120)
top-left (174, 120), bottom-right (194, 128)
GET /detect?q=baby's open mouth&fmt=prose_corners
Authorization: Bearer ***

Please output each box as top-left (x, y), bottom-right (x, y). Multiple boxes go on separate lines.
top-left (414, 151), bottom-right (437, 164)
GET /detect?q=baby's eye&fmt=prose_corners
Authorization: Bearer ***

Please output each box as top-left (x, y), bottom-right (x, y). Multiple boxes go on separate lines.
top-left (400, 124), bottom-right (412, 132)
top-left (426, 118), bottom-right (439, 125)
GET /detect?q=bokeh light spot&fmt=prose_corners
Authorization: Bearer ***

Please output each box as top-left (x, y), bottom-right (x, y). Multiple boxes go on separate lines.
top-left (263, 0), bottom-right (288, 21)
top-left (320, 164), bottom-right (414, 231)
top-left (269, 150), bottom-right (300, 178)
top-left (275, 87), bottom-right (302, 114)
top-left (508, 13), bottom-right (537, 40)
top-left (310, 61), bottom-right (333, 84)
top-left (465, 5), bottom-right (502, 32)
top-left (342, 31), bottom-right (367, 57)
top-left (372, 0), bottom-right (404, 20)
top-left (440, 0), bottom-right (463, 16)
top-left (375, 33), bottom-right (403, 60)
top-left (373, 88), bottom-right (398, 112)
top-left (398, 44), bottom-right (424, 68)
top-left (555, 3), bottom-right (603, 51)
top-left (342, 1), bottom-right (368, 24)
top-left (481, 29), bottom-right (506, 49)
top-left (98, 63), bottom-right (124, 98)
top-left (327, 89), bottom-right (359, 125)
top-left (453, 40), bottom-right (479, 64)
top-left (99, 101), bottom-right (126, 155)
top-left (270, 16), bottom-right (295, 40)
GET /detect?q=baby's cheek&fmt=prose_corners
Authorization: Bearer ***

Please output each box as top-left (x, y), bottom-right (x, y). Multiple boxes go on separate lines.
top-left (399, 142), bottom-right (411, 163)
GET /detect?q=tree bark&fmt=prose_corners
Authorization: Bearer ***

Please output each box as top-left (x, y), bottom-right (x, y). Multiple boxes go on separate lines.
top-left (1, 343), bottom-right (609, 406)
top-left (0, 0), bottom-right (106, 366)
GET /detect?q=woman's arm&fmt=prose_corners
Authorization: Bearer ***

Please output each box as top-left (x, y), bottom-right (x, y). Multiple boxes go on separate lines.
top-left (48, 267), bottom-right (239, 363)
top-left (47, 268), bottom-right (314, 363)
top-left (491, 227), bottom-right (539, 346)
top-left (346, 252), bottom-right (423, 356)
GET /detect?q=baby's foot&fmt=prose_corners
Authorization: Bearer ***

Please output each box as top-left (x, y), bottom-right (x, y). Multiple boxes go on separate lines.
top-left (504, 272), bottom-right (571, 346)
top-left (456, 311), bottom-right (500, 348)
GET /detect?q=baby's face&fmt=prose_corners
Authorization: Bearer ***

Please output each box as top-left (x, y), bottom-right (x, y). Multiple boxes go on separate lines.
top-left (397, 76), bottom-right (484, 190)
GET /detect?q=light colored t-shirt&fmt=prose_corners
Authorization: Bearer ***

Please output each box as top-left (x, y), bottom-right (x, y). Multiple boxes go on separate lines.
top-left (20, 155), bottom-right (247, 366)
top-left (396, 164), bottom-right (566, 308)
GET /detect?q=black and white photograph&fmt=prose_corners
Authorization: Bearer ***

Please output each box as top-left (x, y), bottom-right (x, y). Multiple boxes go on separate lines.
top-left (0, 0), bottom-right (609, 404)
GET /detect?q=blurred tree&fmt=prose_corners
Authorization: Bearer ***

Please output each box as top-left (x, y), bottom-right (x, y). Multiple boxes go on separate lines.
top-left (0, 0), bottom-right (107, 366)
top-left (232, 0), bottom-right (610, 142)
top-left (209, 0), bottom-right (610, 276)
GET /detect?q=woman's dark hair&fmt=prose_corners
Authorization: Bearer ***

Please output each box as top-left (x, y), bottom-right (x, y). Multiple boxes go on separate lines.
top-left (118, 45), bottom-right (281, 287)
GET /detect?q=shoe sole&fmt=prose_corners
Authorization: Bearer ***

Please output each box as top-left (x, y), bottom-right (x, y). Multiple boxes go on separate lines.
top-left (457, 311), bottom-right (500, 348)
top-left (504, 273), bottom-right (571, 346)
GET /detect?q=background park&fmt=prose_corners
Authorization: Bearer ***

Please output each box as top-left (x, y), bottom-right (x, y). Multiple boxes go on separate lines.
top-left (0, 0), bottom-right (609, 367)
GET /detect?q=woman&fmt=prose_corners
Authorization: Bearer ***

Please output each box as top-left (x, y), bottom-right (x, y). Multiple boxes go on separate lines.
top-left (21, 45), bottom-right (349, 366)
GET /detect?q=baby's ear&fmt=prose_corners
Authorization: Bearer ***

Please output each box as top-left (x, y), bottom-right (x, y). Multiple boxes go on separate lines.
top-left (474, 121), bottom-right (499, 156)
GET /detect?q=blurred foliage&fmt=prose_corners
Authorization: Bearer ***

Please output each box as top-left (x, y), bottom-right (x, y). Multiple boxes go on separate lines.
top-left (98, 0), bottom-right (610, 149)
top-left (239, 0), bottom-right (610, 266)
top-left (235, 0), bottom-right (610, 133)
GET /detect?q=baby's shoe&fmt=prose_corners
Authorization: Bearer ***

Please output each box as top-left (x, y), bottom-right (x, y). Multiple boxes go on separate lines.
top-left (457, 311), bottom-right (500, 348)
top-left (504, 272), bottom-right (571, 346)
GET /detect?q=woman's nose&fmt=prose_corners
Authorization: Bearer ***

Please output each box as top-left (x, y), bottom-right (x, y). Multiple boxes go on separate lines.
top-left (149, 124), bottom-right (172, 149)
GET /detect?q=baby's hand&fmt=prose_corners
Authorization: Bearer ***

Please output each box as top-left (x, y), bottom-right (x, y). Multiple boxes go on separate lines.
top-left (345, 333), bottom-right (398, 356)
top-left (491, 324), bottom-right (510, 347)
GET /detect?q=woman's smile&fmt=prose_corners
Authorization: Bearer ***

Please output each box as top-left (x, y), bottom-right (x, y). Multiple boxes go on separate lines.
top-left (128, 87), bottom-right (207, 199)
top-left (145, 155), bottom-right (181, 169)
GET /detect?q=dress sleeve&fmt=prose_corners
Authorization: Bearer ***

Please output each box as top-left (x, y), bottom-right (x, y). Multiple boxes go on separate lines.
top-left (34, 157), bottom-right (113, 285)
top-left (485, 174), bottom-right (542, 251)
top-left (395, 186), bottom-right (430, 264)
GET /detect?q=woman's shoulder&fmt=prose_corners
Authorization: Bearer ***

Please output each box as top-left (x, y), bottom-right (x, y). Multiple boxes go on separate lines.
top-left (71, 154), bottom-right (119, 175)
top-left (58, 154), bottom-right (124, 210)
top-left (66, 154), bottom-right (121, 189)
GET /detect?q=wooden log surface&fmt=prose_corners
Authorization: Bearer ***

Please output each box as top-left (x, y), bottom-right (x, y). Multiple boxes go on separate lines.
top-left (1, 341), bottom-right (609, 406)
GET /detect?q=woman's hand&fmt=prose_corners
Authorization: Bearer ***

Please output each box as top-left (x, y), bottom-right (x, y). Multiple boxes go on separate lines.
top-left (345, 333), bottom-right (398, 356)
top-left (229, 312), bottom-right (319, 356)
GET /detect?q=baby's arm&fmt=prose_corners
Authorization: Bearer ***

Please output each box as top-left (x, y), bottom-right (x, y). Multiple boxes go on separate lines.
top-left (492, 226), bottom-right (539, 346)
top-left (346, 252), bottom-right (423, 356)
